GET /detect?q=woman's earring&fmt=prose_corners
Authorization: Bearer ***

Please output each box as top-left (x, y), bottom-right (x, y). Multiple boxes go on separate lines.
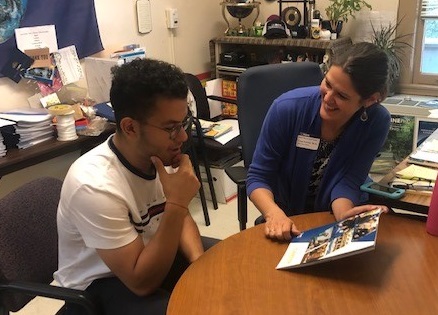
top-left (360, 107), bottom-right (368, 122)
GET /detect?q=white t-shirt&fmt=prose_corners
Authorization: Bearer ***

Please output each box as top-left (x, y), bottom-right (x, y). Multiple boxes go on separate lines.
top-left (54, 136), bottom-right (166, 290)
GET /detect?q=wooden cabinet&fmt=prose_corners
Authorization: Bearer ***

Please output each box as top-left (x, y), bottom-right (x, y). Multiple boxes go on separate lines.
top-left (209, 36), bottom-right (352, 79)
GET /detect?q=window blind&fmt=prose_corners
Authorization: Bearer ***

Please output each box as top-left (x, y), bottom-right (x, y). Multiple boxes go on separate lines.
top-left (421, 0), bottom-right (438, 19)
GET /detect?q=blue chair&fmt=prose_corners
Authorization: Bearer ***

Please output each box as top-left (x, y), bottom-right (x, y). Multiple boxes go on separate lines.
top-left (225, 62), bottom-right (324, 230)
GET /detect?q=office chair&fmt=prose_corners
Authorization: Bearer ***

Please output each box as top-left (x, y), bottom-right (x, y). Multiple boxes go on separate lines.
top-left (184, 73), bottom-right (241, 211)
top-left (225, 62), bottom-right (324, 230)
top-left (0, 177), bottom-right (101, 315)
top-left (182, 111), bottom-right (211, 226)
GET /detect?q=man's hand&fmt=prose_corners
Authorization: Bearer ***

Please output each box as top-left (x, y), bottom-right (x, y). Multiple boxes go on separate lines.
top-left (151, 154), bottom-right (200, 207)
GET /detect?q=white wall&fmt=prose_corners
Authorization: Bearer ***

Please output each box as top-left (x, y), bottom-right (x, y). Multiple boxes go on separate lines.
top-left (0, 0), bottom-right (399, 110)
top-left (0, 0), bottom-right (399, 196)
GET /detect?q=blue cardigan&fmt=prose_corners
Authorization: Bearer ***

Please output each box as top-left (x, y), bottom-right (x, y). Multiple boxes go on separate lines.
top-left (247, 86), bottom-right (391, 215)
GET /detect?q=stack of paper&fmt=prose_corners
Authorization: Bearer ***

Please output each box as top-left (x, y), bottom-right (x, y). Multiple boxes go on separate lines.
top-left (396, 164), bottom-right (438, 182)
top-left (409, 127), bottom-right (438, 168)
top-left (0, 111), bottom-right (54, 149)
top-left (0, 133), bottom-right (5, 157)
top-left (0, 118), bottom-right (17, 156)
top-left (393, 164), bottom-right (437, 191)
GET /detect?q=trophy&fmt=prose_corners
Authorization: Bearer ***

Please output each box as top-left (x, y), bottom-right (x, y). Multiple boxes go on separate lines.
top-left (220, 1), bottom-right (260, 35)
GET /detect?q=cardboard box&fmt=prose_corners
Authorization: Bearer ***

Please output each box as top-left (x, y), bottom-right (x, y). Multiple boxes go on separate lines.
top-left (197, 160), bottom-right (243, 204)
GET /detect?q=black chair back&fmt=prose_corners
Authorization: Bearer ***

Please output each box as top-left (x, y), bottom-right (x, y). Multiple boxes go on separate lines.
top-left (237, 62), bottom-right (323, 167)
top-left (184, 73), bottom-right (211, 120)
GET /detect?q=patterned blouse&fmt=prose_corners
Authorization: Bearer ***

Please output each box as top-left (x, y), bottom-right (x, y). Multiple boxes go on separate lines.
top-left (305, 137), bottom-right (340, 211)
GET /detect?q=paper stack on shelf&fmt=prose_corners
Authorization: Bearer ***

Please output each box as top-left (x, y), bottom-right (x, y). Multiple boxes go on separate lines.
top-left (0, 118), bottom-right (16, 157)
top-left (0, 111), bottom-right (54, 149)
top-left (0, 131), bottom-right (6, 157)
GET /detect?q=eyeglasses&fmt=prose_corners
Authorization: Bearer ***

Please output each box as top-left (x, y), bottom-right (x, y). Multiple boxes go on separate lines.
top-left (144, 113), bottom-right (192, 140)
top-left (389, 178), bottom-right (434, 191)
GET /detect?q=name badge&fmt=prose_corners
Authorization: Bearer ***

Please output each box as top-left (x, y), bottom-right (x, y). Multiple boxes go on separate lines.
top-left (296, 133), bottom-right (320, 150)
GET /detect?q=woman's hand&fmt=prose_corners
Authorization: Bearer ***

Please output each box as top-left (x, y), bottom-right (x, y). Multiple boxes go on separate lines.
top-left (335, 204), bottom-right (389, 221)
top-left (264, 211), bottom-right (301, 241)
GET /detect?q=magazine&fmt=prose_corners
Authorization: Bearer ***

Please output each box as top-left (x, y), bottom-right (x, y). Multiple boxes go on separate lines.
top-left (276, 209), bottom-right (382, 269)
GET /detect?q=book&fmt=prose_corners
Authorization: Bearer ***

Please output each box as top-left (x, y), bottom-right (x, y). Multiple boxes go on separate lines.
top-left (197, 119), bottom-right (233, 139)
top-left (276, 209), bottom-right (382, 269)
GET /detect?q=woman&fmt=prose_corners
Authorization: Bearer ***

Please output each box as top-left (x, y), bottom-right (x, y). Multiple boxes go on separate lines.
top-left (247, 42), bottom-right (391, 241)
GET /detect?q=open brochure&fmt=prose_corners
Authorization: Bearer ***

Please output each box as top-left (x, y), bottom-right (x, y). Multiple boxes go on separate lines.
top-left (276, 209), bottom-right (382, 270)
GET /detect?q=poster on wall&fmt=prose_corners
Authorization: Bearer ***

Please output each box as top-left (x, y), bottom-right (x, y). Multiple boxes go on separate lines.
top-left (0, 0), bottom-right (103, 77)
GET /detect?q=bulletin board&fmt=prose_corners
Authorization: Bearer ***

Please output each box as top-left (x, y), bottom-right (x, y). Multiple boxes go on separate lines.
top-left (0, 0), bottom-right (103, 78)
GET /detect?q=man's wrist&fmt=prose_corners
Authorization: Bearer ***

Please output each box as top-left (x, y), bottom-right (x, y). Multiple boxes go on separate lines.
top-left (166, 201), bottom-right (189, 214)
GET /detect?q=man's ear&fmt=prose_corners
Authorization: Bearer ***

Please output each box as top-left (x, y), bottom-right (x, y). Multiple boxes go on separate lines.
top-left (363, 92), bottom-right (382, 108)
top-left (119, 117), bottom-right (139, 138)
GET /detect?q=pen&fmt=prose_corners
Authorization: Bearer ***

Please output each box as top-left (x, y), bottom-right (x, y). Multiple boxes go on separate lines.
top-left (392, 184), bottom-right (434, 191)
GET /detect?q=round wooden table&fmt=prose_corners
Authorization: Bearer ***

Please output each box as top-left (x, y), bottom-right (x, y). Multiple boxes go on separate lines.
top-left (167, 212), bottom-right (438, 315)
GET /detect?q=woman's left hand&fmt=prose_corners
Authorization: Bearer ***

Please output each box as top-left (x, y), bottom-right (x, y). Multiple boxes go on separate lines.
top-left (336, 204), bottom-right (389, 221)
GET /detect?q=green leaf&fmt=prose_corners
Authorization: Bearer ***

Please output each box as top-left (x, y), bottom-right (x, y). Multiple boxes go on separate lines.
top-left (325, 0), bottom-right (372, 23)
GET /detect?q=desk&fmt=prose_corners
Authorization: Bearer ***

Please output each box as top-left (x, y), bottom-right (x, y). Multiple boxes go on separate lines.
top-left (168, 212), bottom-right (438, 315)
top-left (370, 158), bottom-right (432, 216)
top-left (0, 125), bottom-right (115, 177)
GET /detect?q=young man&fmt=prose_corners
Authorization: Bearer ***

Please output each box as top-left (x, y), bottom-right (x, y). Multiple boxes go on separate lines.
top-left (54, 58), bottom-right (218, 314)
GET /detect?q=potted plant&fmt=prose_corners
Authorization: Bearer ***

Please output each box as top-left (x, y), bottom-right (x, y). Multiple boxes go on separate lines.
top-left (324, 0), bottom-right (372, 36)
top-left (370, 19), bottom-right (412, 96)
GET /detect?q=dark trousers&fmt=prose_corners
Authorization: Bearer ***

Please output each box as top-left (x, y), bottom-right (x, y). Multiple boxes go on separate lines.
top-left (64, 236), bottom-right (219, 315)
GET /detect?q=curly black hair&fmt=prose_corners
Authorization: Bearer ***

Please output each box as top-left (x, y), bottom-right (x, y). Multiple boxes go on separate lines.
top-left (109, 58), bottom-right (188, 130)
